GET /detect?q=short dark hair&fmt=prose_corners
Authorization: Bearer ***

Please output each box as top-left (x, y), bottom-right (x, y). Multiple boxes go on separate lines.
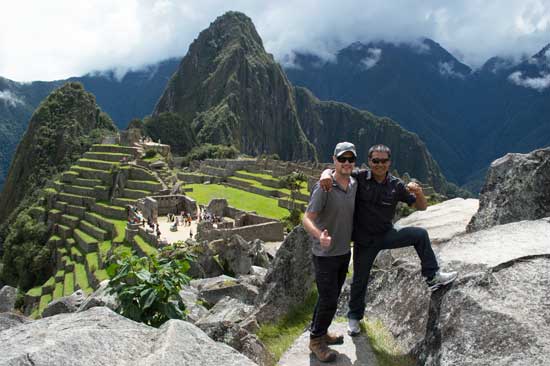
top-left (368, 144), bottom-right (391, 159)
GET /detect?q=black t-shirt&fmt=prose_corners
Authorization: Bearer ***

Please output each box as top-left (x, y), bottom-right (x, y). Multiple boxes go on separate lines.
top-left (352, 169), bottom-right (416, 241)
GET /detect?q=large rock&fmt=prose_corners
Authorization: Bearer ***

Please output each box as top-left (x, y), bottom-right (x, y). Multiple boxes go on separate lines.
top-left (396, 198), bottom-right (479, 245)
top-left (78, 280), bottom-right (119, 312)
top-left (191, 275), bottom-right (259, 306)
top-left (42, 289), bottom-right (86, 318)
top-left (211, 235), bottom-right (254, 275)
top-left (364, 218), bottom-right (550, 366)
top-left (468, 148), bottom-right (550, 232)
top-left (0, 312), bottom-right (31, 332)
top-left (0, 285), bottom-right (17, 313)
top-left (177, 285), bottom-right (209, 324)
top-left (254, 226), bottom-right (315, 324)
top-left (0, 306), bottom-right (257, 365)
top-left (196, 297), bottom-right (273, 366)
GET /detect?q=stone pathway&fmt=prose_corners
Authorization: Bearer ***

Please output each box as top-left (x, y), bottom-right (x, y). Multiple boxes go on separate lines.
top-left (278, 322), bottom-right (379, 366)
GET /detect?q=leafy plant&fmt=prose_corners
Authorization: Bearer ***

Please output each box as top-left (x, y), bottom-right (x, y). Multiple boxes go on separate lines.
top-left (106, 252), bottom-right (192, 327)
top-left (279, 171), bottom-right (307, 231)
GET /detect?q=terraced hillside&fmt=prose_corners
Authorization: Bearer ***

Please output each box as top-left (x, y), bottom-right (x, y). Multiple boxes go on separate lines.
top-left (24, 144), bottom-right (163, 317)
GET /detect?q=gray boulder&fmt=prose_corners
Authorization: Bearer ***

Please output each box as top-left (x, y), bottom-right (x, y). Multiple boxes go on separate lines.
top-left (191, 275), bottom-right (259, 306)
top-left (212, 235), bottom-right (254, 275)
top-left (254, 226), bottom-right (315, 324)
top-left (250, 239), bottom-right (271, 268)
top-left (0, 306), bottom-right (257, 365)
top-left (78, 280), bottom-right (119, 312)
top-left (364, 218), bottom-right (550, 366)
top-left (388, 198), bottom-right (480, 265)
top-left (178, 285), bottom-right (209, 323)
top-left (42, 289), bottom-right (86, 318)
top-left (0, 312), bottom-right (31, 332)
top-left (468, 148), bottom-right (550, 232)
top-left (196, 297), bottom-right (273, 366)
top-left (0, 285), bottom-right (17, 313)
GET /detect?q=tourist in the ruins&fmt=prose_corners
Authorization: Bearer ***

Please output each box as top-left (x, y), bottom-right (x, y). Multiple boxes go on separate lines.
top-left (302, 142), bottom-right (357, 362)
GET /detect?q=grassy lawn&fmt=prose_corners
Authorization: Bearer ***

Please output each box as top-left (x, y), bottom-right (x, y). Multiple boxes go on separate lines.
top-left (74, 228), bottom-right (97, 245)
top-left (26, 286), bottom-right (42, 297)
top-left (94, 269), bottom-right (109, 282)
top-left (53, 282), bottom-right (64, 299)
top-left (75, 263), bottom-right (92, 295)
top-left (186, 184), bottom-right (290, 220)
top-left (38, 294), bottom-right (52, 313)
top-left (86, 252), bottom-right (99, 272)
top-left (235, 170), bottom-right (310, 195)
top-left (63, 273), bottom-right (74, 296)
top-left (230, 176), bottom-right (291, 195)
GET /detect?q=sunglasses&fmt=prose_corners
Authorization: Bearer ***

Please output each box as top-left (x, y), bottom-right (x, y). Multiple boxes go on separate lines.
top-left (336, 156), bottom-right (356, 163)
top-left (370, 158), bottom-right (390, 164)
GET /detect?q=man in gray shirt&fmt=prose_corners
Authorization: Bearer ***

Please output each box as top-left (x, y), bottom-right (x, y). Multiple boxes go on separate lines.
top-left (302, 142), bottom-right (358, 363)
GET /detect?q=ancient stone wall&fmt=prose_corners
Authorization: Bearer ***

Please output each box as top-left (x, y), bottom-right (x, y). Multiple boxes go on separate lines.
top-left (197, 221), bottom-right (284, 242)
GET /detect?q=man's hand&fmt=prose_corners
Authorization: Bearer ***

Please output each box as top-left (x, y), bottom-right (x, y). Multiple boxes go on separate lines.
top-left (319, 229), bottom-right (332, 248)
top-left (319, 169), bottom-right (333, 192)
top-left (406, 182), bottom-right (423, 195)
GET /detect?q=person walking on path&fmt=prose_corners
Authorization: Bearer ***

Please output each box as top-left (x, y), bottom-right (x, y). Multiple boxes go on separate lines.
top-left (320, 144), bottom-right (457, 336)
top-left (303, 142), bottom-right (358, 362)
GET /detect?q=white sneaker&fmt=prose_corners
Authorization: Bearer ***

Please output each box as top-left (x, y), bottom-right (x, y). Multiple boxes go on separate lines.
top-left (347, 318), bottom-right (361, 336)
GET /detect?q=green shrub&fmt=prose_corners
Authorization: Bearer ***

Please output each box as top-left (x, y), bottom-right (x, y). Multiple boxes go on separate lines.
top-left (106, 253), bottom-right (192, 327)
top-left (1, 212), bottom-right (51, 290)
top-left (181, 143), bottom-right (239, 166)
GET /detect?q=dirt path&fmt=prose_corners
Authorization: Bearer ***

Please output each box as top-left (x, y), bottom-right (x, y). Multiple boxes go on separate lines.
top-left (278, 322), bottom-right (379, 366)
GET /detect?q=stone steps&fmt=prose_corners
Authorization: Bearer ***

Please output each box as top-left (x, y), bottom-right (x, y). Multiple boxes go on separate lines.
top-left (84, 212), bottom-right (116, 239)
top-left (90, 144), bottom-right (140, 157)
top-left (74, 228), bottom-right (99, 253)
top-left (79, 220), bottom-right (108, 241)
top-left (58, 192), bottom-right (95, 207)
top-left (71, 166), bottom-right (111, 182)
top-left (126, 179), bottom-right (162, 192)
top-left (113, 197), bottom-right (137, 206)
top-left (66, 204), bottom-right (87, 219)
top-left (122, 188), bottom-right (151, 199)
top-left (92, 202), bottom-right (127, 220)
top-left (60, 214), bottom-right (80, 229)
top-left (61, 170), bottom-right (79, 183)
top-left (57, 224), bottom-right (73, 240)
top-left (83, 151), bottom-right (132, 162)
top-left (70, 245), bottom-right (85, 264)
top-left (77, 158), bottom-right (118, 171)
top-left (74, 177), bottom-right (103, 187)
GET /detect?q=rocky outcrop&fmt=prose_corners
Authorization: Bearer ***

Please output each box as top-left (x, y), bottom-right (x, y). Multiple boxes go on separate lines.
top-left (0, 306), bottom-right (257, 366)
top-left (0, 285), bottom-right (17, 313)
top-left (42, 290), bottom-right (86, 318)
top-left (0, 312), bottom-right (31, 332)
top-left (254, 226), bottom-right (315, 324)
top-left (77, 280), bottom-right (119, 312)
top-left (210, 235), bottom-right (270, 276)
top-left (364, 218), bottom-right (550, 366)
top-left (468, 148), bottom-right (550, 232)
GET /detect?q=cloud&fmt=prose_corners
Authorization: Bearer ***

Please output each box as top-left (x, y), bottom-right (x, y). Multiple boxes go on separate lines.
top-left (508, 71), bottom-right (550, 91)
top-left (360, 48), bottom-right (382, 70)
top-left (1, 0), bottom-right (550, 81)
top-left (0, 90), bottom-right (24, 107)
top-left (438, 61), bottom-right (465, 78)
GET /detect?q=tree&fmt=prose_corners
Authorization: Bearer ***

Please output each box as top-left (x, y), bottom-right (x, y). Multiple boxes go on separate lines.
top-left (279, 171), bottom-right (307, 231)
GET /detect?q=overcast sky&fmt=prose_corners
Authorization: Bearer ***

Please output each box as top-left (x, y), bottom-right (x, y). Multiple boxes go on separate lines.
top-left (1, 0), bottom-right (549, 82)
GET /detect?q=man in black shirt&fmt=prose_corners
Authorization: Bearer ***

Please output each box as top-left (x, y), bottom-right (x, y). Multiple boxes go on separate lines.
top-left (320, 144), bottom-right (457, 336)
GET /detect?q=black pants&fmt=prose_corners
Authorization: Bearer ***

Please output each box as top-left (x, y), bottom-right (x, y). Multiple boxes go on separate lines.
top-left (310, 252), bottom-right (351, 338)
top-left (347, 226), bottom-right (439, 320)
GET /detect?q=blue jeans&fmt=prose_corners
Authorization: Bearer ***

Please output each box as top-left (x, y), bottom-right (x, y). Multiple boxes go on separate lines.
top-left (310, 252), bottom-right (351, 338)
top-left (347, 226), bottom-right (439, 320)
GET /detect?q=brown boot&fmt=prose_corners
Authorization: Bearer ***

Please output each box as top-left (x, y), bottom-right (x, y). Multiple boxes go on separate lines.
top-left (323, 332), bottom-right (344, 345)
top-left (309, 336), bottom-right (338, 362)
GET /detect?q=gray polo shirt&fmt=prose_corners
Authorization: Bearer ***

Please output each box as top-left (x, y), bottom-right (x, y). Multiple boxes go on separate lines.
top-left (306, 176), bottom-right (357, 257)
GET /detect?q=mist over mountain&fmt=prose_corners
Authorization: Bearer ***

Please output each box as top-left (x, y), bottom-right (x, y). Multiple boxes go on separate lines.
top-left (0, 60), bottom-right (179, 189)
top-left (285, 39), bottom-right (550, 190)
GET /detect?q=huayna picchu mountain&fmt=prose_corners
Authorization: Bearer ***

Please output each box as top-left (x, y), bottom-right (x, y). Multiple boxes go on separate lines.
top-left (151, 12), bottom-right (452, 193)
top-left (0, 82), bottom-right (116, 227)
top-left (152, 11), bottom-right (317, 162)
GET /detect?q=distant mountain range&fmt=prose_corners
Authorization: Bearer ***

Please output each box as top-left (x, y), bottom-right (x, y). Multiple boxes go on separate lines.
top-left (0, 59), bottom-right (179, 189)
top-left (285, 39), bottom-right (550, 190)
top-left (1, 16), bottom-right (549, 192)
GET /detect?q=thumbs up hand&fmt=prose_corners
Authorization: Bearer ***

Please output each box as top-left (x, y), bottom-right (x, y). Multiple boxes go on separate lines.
top-left (320, 229), bottom-right (332, 248)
